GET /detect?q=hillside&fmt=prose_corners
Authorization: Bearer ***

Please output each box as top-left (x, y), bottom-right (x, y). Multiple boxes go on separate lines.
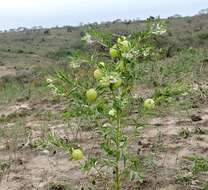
top-left (0, 13), bottom-right (208, 83)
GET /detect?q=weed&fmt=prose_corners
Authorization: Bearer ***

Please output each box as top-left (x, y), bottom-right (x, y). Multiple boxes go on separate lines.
top-left (153, 82), bottom-right (189, 105)
top-left (185, 155), bottom-right (208, 174)
top-left (0, 159), bottom-right (10, 180)
top-left (35, 132), bottom-right (73, 153)
top-left (176, 171), bottom-right (194, 185)
top-left (178, 127), bottom-right (191, 139)
top-left (203, 183), bottom-right (208, 190)
top-left (46, 17), bottom-right (167, 189)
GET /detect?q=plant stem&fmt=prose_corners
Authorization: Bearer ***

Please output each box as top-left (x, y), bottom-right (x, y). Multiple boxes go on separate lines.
top-left (115, 164), bottom-right (120, 190)
top-left (115, 113), bottom-right (121, 190)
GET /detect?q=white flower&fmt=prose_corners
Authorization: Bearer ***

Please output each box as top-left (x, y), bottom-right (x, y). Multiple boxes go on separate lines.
top-left (121, 52), bottom-right (134, 60)
top-left (151, 23), bottom-right (166, 35)
top-left (109, 109), bottom-right (117, 117)
top-left (102, 123), bottom-right (112, 128)
top-left (46, 78), bottom-right (53, 83)
top-left (71, 61), bottom-right (80, 69)
top-left (81, 33), bottom-right (93, 44)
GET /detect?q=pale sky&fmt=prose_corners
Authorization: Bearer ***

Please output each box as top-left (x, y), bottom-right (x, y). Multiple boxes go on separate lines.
top-left (0, 0), bottom-right (208, 30)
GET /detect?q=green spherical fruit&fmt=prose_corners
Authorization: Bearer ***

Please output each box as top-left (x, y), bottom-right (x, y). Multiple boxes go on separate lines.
top-left (112, 78), bottom-right (122, 90)
top-left (94, 69), bottom-right (103, 80)
top-left (110, 48), bottom-right (119, 58)
top-left (72, 149), bottom-right (83, 160)
top-left (86, 89), bottom-right (97, 102)
top-left (144, 99), bottom-right (155, 109)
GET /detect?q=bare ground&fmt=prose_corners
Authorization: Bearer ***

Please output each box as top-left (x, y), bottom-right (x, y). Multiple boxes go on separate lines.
top-left (0, 98), bottom-right (207, 190)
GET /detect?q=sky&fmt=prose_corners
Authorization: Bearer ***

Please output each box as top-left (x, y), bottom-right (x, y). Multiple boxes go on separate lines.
top-left (0, 0), bottom-right (208, 30)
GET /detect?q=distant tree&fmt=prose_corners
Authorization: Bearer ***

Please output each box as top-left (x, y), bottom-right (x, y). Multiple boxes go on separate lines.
top-left (172, 14), bottom-right (182, 18)
top-left (66, 26), bottom-right (73, 33)
top-left (9, 29), bottom-right (15, 32)
top-left (124, 20), bottom-right (131, 25)
top-left (113, 19), bottom-right (122, 24)
top-left (43, 29), bottom-right (50, 34)
top-left (198, 8), bottom-right (208, 15)
top-left (92, 22), bottom-right (98, 26)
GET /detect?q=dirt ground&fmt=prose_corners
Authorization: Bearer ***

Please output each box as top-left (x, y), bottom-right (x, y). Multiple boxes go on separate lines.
top-left (0, 95), bottom-right (207, 190)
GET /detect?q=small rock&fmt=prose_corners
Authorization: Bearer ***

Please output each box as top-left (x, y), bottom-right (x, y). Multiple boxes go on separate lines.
top-left (41, 150), bottom-right (50, 155)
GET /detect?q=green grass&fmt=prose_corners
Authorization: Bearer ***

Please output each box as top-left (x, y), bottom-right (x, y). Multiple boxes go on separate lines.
top-left (0, 83), bottom-right (26, 104)
top-left (185, 155), bottom-right (208, 174)
top-left (0, 121), bottom-right (28, 152)
top-left (137, 48), bottom-right (208, 86)
top-left (176, 155), bottom-right (208, 188)
top-left (0, 159), bottom-right (10, 178)
top-left (0, 81), bottom-right (52, 105)
top-left (203, 183), bottom-right (208, 190)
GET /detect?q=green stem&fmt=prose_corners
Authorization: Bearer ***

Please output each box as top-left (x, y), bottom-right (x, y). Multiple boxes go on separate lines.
top-left (115, 113), bottom-right (121, 190)
top-left (115, 164), bottom-right (120, 190)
